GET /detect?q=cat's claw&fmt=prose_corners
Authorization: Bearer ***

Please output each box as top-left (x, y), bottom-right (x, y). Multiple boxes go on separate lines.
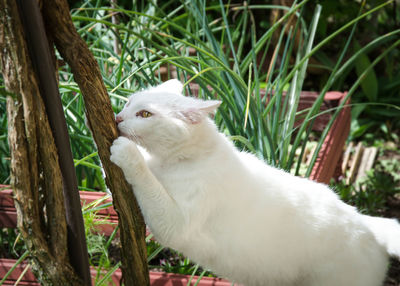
top-left (110, 136), bottom-right (143, 169)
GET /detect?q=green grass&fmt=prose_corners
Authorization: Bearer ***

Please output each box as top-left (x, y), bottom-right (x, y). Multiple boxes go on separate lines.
top-left (0, 93), bottom-right (10, 184)
top-left (1, 0), bottom-right (398, 184)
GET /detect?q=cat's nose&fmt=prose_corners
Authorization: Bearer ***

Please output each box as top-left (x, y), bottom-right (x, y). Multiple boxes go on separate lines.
top-left (115, 115), bottom-right (123, 124)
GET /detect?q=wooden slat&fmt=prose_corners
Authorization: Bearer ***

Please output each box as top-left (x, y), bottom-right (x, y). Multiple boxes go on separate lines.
top-left (0, 258), bottom-right (235, 286)
top-left (310, 94), bottom-right (351, 183)
top-left (0, 187), bottom-right (118, 236)
top-left (347, 142), bottom-right (364, 185)
top-left (356, 147), bottom-right (378, 182)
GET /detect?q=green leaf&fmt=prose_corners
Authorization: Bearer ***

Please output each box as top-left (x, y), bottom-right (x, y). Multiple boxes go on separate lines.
top-left (351, 121), bottom-right (376, 138)
top-left (351, 102), bottom-right (366, 120)
top-left (353, 40), bottom-right (378, 102)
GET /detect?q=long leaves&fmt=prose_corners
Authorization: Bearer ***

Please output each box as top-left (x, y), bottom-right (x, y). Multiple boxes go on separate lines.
top-left (69, 0), bottom-right (396, 174)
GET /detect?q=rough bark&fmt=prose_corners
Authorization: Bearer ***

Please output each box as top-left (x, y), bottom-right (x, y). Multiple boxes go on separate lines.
top-left (0, 0), bottom-right (83, 284)
top-left (17, 0), bottom-right (91, 282)
top-left (41, 1), bottom-right (150, 285)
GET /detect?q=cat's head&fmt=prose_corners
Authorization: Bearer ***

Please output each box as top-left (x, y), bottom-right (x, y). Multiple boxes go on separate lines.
top-left (116, 79), bottom-right (221, 156)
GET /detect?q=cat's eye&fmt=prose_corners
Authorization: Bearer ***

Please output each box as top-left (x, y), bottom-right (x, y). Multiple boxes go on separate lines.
top-left (136, 110), bottom-right (152, 118)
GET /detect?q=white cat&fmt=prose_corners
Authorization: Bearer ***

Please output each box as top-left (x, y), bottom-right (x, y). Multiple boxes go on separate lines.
top-left (110, 79), bottom-right (400, 286)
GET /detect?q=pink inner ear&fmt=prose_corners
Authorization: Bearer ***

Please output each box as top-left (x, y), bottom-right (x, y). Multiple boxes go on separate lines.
top-left (180, 109), bottom-right (202, 124)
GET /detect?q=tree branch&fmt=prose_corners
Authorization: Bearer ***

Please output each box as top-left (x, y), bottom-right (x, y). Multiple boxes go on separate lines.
top-left (41, 1), bottom-right (150, 285)
top-left (0, 0), bottom-right (83, 284)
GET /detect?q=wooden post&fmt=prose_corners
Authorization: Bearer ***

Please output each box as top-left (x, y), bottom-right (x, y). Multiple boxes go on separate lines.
top-left (16, 0), bottom-right (92, 284)
top-left (41, 0), bottom-right (150, 285)
top-left (0, 0), bottom-right (85, 284)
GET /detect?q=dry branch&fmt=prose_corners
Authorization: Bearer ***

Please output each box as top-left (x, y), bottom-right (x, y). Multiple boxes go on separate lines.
top-left (0, 0), bottom-right (82, 284)
top-left (41, 0), bottom-right (150, 285)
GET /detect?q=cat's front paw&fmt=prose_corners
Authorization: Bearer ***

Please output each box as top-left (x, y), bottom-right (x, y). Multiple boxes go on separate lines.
top-left (110, 136), bottom-right (144, 169)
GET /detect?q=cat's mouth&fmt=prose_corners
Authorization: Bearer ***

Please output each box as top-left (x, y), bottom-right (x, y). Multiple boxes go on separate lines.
top-left (119, 129), bottom-right (143, 145)
top-left (116, 125), bottom-right (129, 138)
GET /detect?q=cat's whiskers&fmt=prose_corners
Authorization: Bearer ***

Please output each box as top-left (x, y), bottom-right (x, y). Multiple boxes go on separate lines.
top-left (128, 129), bottom-right (144, 146)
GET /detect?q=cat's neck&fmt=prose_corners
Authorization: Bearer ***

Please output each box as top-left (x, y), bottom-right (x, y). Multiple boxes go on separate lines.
top-left (150, 119), bottom-right (227, 164)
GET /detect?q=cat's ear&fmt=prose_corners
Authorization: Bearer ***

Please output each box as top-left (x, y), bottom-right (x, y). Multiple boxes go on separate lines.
top-left (197, 99), bottom-right (221, 114)
top-left (154, 79), bottom-right (183, 95)
top-left (179, 99), bottom-right (221, 124)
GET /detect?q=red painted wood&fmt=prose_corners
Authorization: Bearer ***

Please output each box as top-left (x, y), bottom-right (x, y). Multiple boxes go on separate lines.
top-left (0, 258), bottom-right (122, 285)
top-left (0, 187), bottom-right (16, 228)
top-left (149, 271), bottom-right (234, 286)
top-left (323, 91), bottom-right (346, 101)
top-left (0, 258), bottom-right (235, 286)
top-left (0, 187), bottom-right (118, 236)
top-left (310, 94), bottom-right (351, 184)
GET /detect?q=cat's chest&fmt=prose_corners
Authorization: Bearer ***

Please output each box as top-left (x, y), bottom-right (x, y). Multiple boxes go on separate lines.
top-left (148, 160), bottom-right (205, 199)
top-left (150, 163), bottom-right (196, 185)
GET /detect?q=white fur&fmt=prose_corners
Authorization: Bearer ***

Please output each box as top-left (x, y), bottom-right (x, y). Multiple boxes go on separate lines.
top-left (110, 79), bottom-right (400, 286)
